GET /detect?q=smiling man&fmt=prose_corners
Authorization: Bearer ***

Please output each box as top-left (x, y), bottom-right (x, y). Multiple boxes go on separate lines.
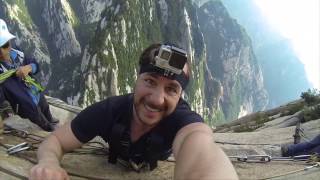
top-left (30, 43), bottom-right (238, 180)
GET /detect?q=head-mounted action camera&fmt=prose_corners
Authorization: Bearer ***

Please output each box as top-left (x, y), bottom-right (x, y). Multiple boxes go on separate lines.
top-left (139, 44), bottom-right (189, 89)
top-left (154, 45), bottom-right (187, 75)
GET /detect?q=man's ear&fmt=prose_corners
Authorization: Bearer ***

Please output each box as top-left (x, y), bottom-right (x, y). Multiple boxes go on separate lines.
top-left (180, 91), bottom-right (185, 99)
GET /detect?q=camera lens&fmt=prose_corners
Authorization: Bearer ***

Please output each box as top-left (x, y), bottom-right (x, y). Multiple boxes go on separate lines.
top-left (160, 50), bottom-right (171, 60)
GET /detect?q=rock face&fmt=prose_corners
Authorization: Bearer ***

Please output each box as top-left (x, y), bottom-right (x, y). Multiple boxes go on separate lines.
top-left (214, 97), bottom-right (320, 180)
top-left (214, 97), bottom-right (320, 158)
top-left (198, 1), bottom-right (268, 122)
top-left (0, 0), bottom-right (268, 124)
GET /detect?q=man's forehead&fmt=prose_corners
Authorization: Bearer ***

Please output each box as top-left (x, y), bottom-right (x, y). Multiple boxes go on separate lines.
top-left (143, 72), bottom-right (181, 87)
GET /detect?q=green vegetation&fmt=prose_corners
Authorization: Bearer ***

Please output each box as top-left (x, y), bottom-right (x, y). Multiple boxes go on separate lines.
top-left (280, 102), bottom-right (304, 117)
top-left (75, 23), bottom-right (97, 46)
top-left (85, 88), bottom-right (96, 107)
top-left (303, 105), bottom-right (320, 122)
top-left (301, 88), bottom-right (320, 106)
top-left (299, 88), bottom-right (320, 122)
top-left (57, 0), bottom-right (80, 27)
top-left (219, 88), bottom-right (320, 133)
top-left (83, 0), bottom-right (165, 104)
top-left (211, 109), bottom-right (226, 126)
top-left (187, 58), bottom-right (206, 119)
top-left (233, 113), bottom-right (269, 132)
top-left (6, 0), bottom-right (33, 29)
top-left (226, 76), bottom-right (242, 121)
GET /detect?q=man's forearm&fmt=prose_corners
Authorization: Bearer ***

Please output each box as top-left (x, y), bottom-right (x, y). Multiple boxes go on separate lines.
top-left (37, 135), bottom-right (65, 165)
top-left (174, 131), bottom-right (238, 180)
top-left (30, 122), bottom-right (82, 179)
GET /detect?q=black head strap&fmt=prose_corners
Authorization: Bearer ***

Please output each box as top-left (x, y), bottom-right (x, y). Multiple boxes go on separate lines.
top-left (139, 64), bottom-right (189, 89)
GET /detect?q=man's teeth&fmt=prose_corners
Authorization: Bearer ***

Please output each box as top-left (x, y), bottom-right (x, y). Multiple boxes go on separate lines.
top-left (145, 104), bottom-right (161, 112)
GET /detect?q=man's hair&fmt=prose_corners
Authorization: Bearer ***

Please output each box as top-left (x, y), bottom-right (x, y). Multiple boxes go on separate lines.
top-left (139, 43), bottom-right (161, 66)
top-left (139, 43), bottom-right (191, 79)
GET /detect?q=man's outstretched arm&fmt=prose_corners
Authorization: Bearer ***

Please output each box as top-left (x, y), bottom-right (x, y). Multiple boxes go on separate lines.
top-left (29, 121), bottom-right (83, 180)
top-left (173, 123), bottom-right (238, 180)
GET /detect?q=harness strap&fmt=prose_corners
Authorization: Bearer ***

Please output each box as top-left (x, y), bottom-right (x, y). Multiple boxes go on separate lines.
top-left (108, 123), bottom-right (126, 164)
top-left (107, 95), bottom-right (169, 171)
top-left (108, 119), bottom-right (166, 171)
top-left (145, 133), bottom-right (164, 170)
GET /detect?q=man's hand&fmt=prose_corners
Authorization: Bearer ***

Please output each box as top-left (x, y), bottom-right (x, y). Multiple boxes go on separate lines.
top-left (16, 65), bottom-right (32, 79)
top-left (173, 123), bottom-right (238, 180)
top-left (29, 162), bottom-right (69, 180)
top-left (29, 122), bottom-right (82, 180)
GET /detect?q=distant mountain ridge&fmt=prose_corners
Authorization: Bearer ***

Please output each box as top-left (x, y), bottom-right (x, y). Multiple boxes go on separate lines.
top-left (194, 0), bottom-right (312, 108)
top-left (0, 0), bottom-right (268, 125)
top-left (219, 0), bottom-right (312, 108)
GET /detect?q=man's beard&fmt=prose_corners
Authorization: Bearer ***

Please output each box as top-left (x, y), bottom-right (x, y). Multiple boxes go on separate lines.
top-left (133, 97), bottom-right (167, 127)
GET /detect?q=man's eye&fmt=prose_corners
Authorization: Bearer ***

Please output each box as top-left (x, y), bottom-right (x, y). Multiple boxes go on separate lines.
top-left (145, 79), bottom-right (155, 86)
top-left (166, 87), bottom-right (178, 96)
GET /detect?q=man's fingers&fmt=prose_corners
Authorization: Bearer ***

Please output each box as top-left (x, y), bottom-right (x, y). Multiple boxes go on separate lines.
top-left (15, 68), bottom-right (27, 78)
top-left (29, 164), bottom-right (69, 180)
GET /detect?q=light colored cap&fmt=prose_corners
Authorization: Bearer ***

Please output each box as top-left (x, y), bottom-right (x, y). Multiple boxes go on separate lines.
top-left (0, 19), bottom-right (15, 47)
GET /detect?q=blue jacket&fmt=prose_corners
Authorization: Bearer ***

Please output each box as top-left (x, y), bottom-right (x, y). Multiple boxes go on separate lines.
top-left (0, 48), bottom-right (41, 119)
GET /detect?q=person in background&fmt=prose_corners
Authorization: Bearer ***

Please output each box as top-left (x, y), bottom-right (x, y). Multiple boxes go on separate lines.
top-left (29, 43), bottom-right (238, 179)
top-left (0, 18), bottom-right (57, 131)
top-left (282, 134), bottom-right (320, 157)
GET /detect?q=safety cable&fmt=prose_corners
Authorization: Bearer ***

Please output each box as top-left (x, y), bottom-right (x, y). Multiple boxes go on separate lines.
top-left (3, 125), bottom-right (108, 155)
top-left (0, 134), bottom-right (110, 179)
top-left (0, 142), bottom-right (110, 180)
top-left (258, 162), bottom-right (320, 180)
top-left (0, 165), bottom-right (27, 180)
top-left (45, 96), bottom-right (82, 114)
top-left (214, 140), bottom-right (280, 146)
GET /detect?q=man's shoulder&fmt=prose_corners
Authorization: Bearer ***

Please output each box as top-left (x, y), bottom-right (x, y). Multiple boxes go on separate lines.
top-left (89, 94), bottom-right (132, 112)
top-left (168, 98), bottom-right (204, 123)
top-left (101, 94), bottom-right (132, 108)
top-left (174, 98), bottom-right (196, 114)
top-left (107, 93), bottom-right (133, 103)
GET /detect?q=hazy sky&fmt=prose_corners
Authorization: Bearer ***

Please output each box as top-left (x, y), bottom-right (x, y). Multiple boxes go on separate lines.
top-left (253, 0), bottom-right (320, 89)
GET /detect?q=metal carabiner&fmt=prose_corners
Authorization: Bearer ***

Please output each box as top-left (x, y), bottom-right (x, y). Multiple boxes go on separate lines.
top-left (129, 159), bottom-right (146, 172)
top-left (247, 155), bottom-right (271, 162)
top-left (7, 142), bottom-right (30, 155)
top-left (230, 155), bottom-right (271, 163)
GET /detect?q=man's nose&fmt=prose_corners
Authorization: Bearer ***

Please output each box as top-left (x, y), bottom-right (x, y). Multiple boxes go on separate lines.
top-left (149, 88), bottom-right (165, 106)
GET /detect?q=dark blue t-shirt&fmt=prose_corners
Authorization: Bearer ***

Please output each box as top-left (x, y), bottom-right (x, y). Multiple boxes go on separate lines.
top-left (71, 94), bottom-right (203, 160)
